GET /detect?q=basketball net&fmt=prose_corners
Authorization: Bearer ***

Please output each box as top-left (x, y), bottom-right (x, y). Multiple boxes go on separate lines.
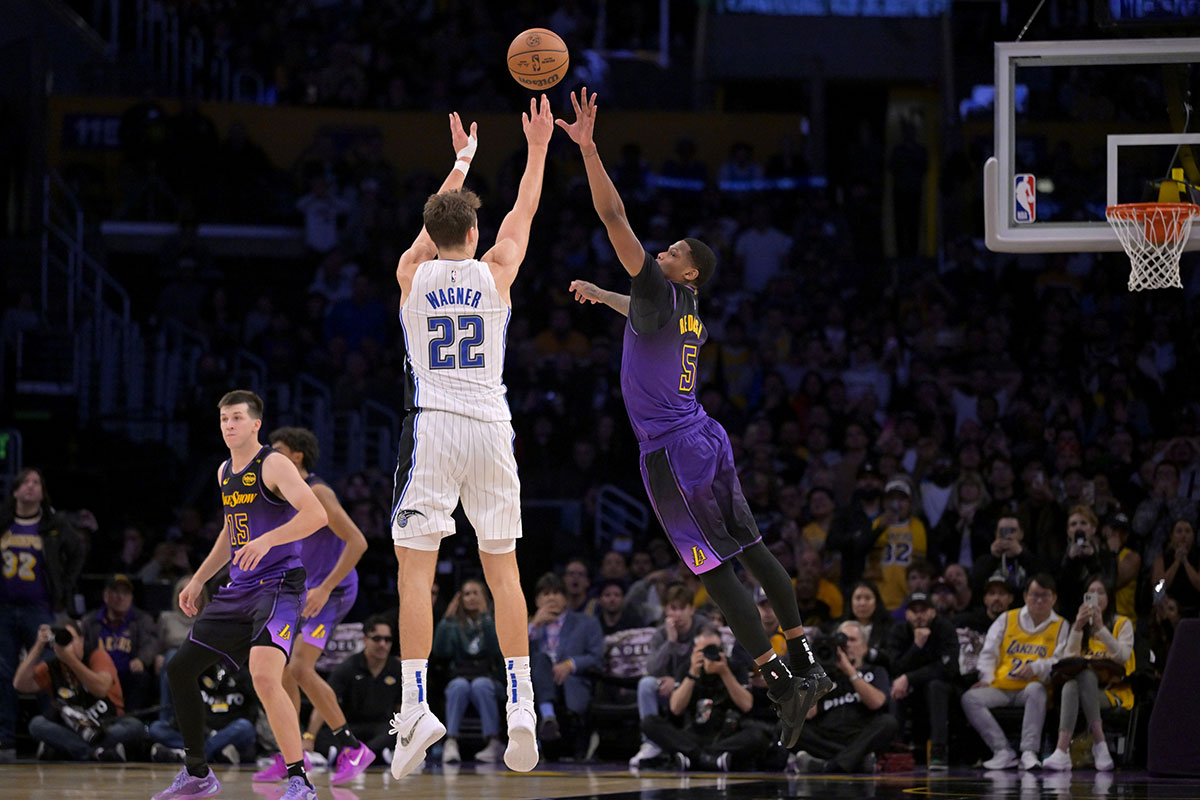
top-left (1106, 170), bottom-right (1199, 291)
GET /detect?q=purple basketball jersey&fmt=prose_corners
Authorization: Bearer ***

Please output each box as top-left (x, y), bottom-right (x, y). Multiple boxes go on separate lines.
top-left (221, 445), bottom-right (301, 584)
top-left (620, 253), bottom-right (709, 444)
top-left (300, 475), bottom-right (358, 594)
top-left (0, 520), bottom-right (51, 608)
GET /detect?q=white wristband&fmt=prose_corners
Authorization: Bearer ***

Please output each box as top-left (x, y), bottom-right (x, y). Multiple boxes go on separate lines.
top-left (456, 134), bottom-right (477, 161)
top-left (453, 159), bottom-right (470, 176)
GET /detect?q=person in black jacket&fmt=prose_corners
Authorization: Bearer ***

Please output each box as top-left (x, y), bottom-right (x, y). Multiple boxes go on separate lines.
top-left (0, 467), bottom-right (84, 761)
top-left (968, 515), bottom-right (1044, 601)
top-left (884, 591), bottom-right (959, 769)
top-left (318, 615), bottom-right (403, 760)
top-left (827, 462), bottom-right (886, 593)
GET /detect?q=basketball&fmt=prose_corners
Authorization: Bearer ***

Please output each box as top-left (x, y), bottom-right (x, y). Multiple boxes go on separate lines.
top-left (507, 28), bottom-right (569, 91)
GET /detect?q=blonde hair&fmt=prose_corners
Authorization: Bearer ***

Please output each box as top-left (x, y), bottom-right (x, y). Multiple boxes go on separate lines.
top-left (1068, 504), bottom-right (1098, 529)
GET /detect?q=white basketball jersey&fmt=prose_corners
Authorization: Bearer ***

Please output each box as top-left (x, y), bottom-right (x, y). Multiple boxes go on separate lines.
top-left (401, 258), bottom-right (511, 422)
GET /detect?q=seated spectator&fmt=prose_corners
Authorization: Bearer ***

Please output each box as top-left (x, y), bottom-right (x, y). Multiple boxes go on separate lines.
top-left (943, 563), bottom-right (973, 612)
top-left (797, 547), bottom-right (844, 618)
top-left (885, 590), bottom-right (958, 768)
top-left (1147, 593), bottom-right (1181, 679)
top-left (1058, 506), bottom-right (1117, 616)
top-left (597, 551), bottom-right (631, 588)
top-left (865, 476), bottom-right (928, 610)
top-left (953, 573), bottom-right (1015, 687)
top-left (845, 580), bottom-right (894, 668)
top-left (432, 579), bottom-right (504, 765)
top-left (891, 561), bottom-right (936, 621)
top-left (641, 625), bottom-right (767, 771)
top-left (791, 620), bottom-right (897, 774)
top-left (969, 515), bottom-right (1043, 600)
top-left (148, 662), bottom-right (257, 765)
top-left (13, 621), bottom-right (146, 761)
top-left (320, 615), bottom-right (402, 760)
top-left (1042, 576), bottom-right (1131, 772)
top-left (795, 549), bottom-right (835, 626)
top-left (962, 574), bottom-right (1068, 770)
top-left (594, 579), bottom-right (645, 635)
top-left (82, 574), bottom-right (160, 714)
top-left (528, 573), bottom-right (604, 759)
top-left (930, 578), bottom-right (961, 617)
top-left (1100, 513), bottom-right (1139, 623)
top-left (137, 540), bottom-right (192, 586)
top-left (630, 584), bottom-right (711, 767)
top-left (1132, 461), bottom-right (1198, 564)
top-left (1150, 518), bottom-right (1200, 617)
top-left (563, 559), bottom-right (596, 615)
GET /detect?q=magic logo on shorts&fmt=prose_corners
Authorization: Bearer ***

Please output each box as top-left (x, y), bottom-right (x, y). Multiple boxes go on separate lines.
top-left (394, 509), bottom-right (425, 528)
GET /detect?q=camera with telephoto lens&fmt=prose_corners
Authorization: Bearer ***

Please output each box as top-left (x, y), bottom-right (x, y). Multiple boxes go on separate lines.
top-left (812, 632), bottom-right (849, 667)
top-left (51, 627), bottom-right (74, 647)
top-left (702, 643), bottom-right (723, 661)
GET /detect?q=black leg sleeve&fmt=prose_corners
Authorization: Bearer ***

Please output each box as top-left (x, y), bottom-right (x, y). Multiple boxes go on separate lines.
top-left (736, 542), bottom-right (803, 633)
top-left (166, 639), bottom-right (224, 766)
top-left (697, 561), bottom-right (774, 659)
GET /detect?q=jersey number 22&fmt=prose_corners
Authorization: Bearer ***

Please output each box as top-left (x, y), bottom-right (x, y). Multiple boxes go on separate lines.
top-left (429, 315), bottom-right (485, 369)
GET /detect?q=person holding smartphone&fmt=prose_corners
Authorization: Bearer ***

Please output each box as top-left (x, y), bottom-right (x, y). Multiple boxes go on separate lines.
top-left (1042, 576), bottom-right (1132, 772)
top-left (968, 516), bottom-right (1044, 600)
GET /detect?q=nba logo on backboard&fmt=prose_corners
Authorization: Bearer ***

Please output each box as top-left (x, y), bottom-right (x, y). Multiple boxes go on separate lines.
top-left (1014, 174), bottom-right (1036, 223)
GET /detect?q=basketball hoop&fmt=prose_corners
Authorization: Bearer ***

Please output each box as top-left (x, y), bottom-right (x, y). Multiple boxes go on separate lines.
top-left (1105, 203), bottom-right (1200, 291)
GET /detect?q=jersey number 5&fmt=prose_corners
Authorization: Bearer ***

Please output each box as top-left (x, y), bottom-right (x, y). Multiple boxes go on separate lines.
top-left (679, 344), bottom-right (698, 393)
top-left (429, 315), bottom-right (485, 369)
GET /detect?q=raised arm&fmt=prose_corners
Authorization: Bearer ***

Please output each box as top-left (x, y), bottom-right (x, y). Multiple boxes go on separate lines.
top-left (568, 279), bottom-right (629, 317)
top-left (396, 113), bottom-right (478, 291)
top-left (482, 95), bottom-right (554, 295)
top-left (556, 87), bottom-right (646, 277)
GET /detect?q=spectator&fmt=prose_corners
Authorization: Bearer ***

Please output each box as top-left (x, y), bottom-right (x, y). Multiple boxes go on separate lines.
top-left (641, 625), bottom-right (765, 772)
top-left (594, 579), bottom-right (645, 635)
top-left (82, 574), bottom-right (161, 714)
top-left (754, 586), bottom-right (786, 657)
top-left (930, 578), bottom-right (960, 617)
top-left (296, 173), bottom-right (350, 255)
top-left (1042, 576), bottom-right (1131, 772)
top-left (1058, 506), bottom-right (1116, 617)
top-left (148, 662), bottom-right (257, 765)
top-left (790, 620), bottom-right (896, 774)
top-left (828, 461), bottom-right (886, 591)
top-left (432, 578), bottom-right (505, 765)
top-left (137, 540), bottom-right (192, 585)
top-left (1, 467), bottom-right (83, 761)
top-left (969, 515), bottom-right (1043, 600)
top-left (891, 560), bottom-right (936, 621)
top-left (962, 574), bottom-right (1068, 770)
top-left (1133, 461), bottom-right (1198, 565)
top-left (321, 615), bottom-right (403, 760)
top-left (1100, 512), bottom-right (1140, 623)
top-left (844, 580), bottom-right (894, 668)
top-left (629, 584), bottom-right (711, 767)
top-left (933, 471), bottom-right (993, 569)
top-left (885, 590), bottom-right (958, 768)
top-left (562, 559), bottom-right (596, 615)
top-left (734, 203), bottom-right (792, 293)
top-left (13, 621), bottom-right (146, 761)
top-left (864, 476), bottom-right (928, 609)
top-left (943, 563), bottom-right (973, 612)
top-left (955, 572), bottom-right (1015, 636)
top-left (527, 573), bottom-right (604, 759)
top-left (1149, 518), bottom-right (1200, 617)
top-left (796, 547), bottom-right (841, 622)
top-left (107, 525), bottom-right (148, 575)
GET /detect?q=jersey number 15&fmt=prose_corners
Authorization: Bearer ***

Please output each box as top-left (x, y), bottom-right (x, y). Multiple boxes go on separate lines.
top-left (429, 315), bottom-right (485, 370)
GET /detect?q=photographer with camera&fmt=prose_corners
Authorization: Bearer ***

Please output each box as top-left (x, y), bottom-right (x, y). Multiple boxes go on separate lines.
top-left (640, 626), bottom-right (764, 772)
top-left (13, 620), bottom-right (146, 760)
top-left (1042, 576), bottom-right (1131, 772)
top-left (968, 516), bottom-right (1044, 602)
top-left (790, 620), bottom-right (896, 774)
top-left (884, 589), bottom-right (958, 768)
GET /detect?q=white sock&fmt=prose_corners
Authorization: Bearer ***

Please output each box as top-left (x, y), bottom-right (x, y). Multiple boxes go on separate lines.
top-left (401, 659), bottom-right (429, 714)
top-left (505, 656), bottom-right (534, 705)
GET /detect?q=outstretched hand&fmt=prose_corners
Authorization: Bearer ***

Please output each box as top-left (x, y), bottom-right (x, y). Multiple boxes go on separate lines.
top-left (523, 94), bottom-right (554, 148)
top-left (555, 87), bottom-right (597, 150)
top-left (569, 279), bottom-right (604, 304)
top-left (449, 112), bottom-right (477, 159)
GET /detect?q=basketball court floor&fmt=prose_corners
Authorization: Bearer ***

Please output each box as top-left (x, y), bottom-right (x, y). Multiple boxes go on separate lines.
top-left (7, 762), bottom-right (1200, 800)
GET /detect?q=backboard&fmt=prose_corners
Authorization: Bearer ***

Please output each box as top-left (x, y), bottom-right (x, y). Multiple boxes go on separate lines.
top-left (984, 37), bottom-right (1200, 254)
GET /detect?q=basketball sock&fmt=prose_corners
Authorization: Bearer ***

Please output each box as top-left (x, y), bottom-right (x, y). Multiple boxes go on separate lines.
top-left (505, 656), bottom-right (534, 705)
top-left (759, 654), bottom-right (794, 695)
top-left (286, 759), bottom-right (312, 787)
top-left (697, 561), bottom-right (774, 658)
top-left (786, 634), bottom-right (820, 672)
top-left (331, 725), bottom-right (359, 749)
top-left (401, 659), bottom-right (429, 714)
top-left (538, 702), bottom-right (556, 719)
top-left (185, 756), bottom-right (208, 778)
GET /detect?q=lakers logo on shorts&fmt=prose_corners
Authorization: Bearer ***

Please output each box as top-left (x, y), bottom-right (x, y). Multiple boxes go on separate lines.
top-left (692, 546), bottom-right (707, 567)
top-left (310, 624), bottom-right (326, 640)
top-left (279, 624), bottom-right (291, 641)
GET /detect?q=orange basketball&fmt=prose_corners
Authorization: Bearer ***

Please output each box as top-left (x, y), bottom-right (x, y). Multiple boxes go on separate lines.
top-left (507, 28), bottom-right (569, 91)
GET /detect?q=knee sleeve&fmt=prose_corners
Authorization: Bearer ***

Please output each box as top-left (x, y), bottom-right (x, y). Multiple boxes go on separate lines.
top-left (478, 537), bottom-right (516, 555)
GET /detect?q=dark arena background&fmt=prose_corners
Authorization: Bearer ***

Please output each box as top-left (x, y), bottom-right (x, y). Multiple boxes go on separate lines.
top-left (3, 1), bottom-right (1200, 798)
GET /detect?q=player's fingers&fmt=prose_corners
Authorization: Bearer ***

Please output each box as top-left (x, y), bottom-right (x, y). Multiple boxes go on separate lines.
top-left (469, 121), bottom-right (477, 137)
top-left (570, 89), bottom-right (581, 114)
top-left (555, 119), bottom-right (569, 132)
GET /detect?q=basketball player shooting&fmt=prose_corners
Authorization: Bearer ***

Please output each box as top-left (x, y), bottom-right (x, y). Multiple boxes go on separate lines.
top-left (388, 99), bottom-right (554, 778)
top-left (556, 87), bottom-right (833, 749)
top-left (153, 391), bottom-right (328, 800)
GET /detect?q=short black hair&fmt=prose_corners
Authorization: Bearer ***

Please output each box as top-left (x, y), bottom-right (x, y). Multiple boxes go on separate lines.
top-left (684, 237), bottom-right (716, 288)
top-left (535, 572), bottom-right (566, 597)
top-left (218, 389), bottom-right (264, 419)
top-left (269, 426), bottom-right (320, 470)
top-left (1026, 572), bottom-right (1057, 594)
top-left (364, 614), bottom-right (392, 636)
